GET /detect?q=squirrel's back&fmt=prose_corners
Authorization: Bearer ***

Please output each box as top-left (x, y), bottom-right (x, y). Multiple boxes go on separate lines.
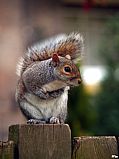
top-left (16, 32), bottom-right (83, 77)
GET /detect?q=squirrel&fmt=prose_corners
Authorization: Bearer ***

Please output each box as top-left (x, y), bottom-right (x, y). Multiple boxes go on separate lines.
top-left (16, 32), bottom-right (84, 124)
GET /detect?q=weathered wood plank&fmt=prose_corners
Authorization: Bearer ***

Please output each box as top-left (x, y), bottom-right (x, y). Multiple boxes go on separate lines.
top-left (0, 141), bottom-right (2, 159)
top-left (0, 141), bottom-right (14, 159)
top-left (72, 136), bottom-right (118, 159)
top-left (9, 124), bottom-right (71, 159)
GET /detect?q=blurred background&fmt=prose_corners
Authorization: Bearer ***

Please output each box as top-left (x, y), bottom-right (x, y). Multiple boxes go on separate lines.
top-left (0, 0), bottom-right (119, 140)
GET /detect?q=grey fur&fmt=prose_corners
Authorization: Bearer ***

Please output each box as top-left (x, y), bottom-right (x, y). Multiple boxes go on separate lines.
top-left (16, 32), bottom-right (83, 123)
top-left (16, 32), bottom-right (83, 76)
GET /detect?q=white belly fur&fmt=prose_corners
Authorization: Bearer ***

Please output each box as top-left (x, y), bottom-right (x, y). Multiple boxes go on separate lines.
top-left (23, 87), bottom-right (69, 120)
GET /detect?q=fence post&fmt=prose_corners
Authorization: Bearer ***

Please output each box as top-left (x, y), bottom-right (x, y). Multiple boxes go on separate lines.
top-left (9, 124), bottom-right (71, 159)
top-left (0, 141), bottom-right (14, 159)
top-left (0, 141), bottom-right (2, 159)
top-left (72, 136), bottom-right (118, 159)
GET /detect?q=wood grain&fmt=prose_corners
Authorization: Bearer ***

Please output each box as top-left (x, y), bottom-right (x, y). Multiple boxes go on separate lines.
top-left (72, 136), bottom-right (118, 159)
top-left (0, 141), bottom-right (14, 159)
top-left (0, 141), bottom-right (2, 159)
top-left (9, 124), bottom-right (71, 159)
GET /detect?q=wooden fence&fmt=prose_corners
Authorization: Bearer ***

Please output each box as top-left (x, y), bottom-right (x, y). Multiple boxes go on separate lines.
top-left (0, 124), bottom-right (118, 159)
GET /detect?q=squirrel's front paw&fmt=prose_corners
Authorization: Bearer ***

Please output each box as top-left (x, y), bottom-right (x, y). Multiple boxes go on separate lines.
top-left (27, 119), bottom-right (46, 124)
top-left (49, 89), bottom-right (64, 98)
top-left (33, 87), bottom-right (50, 99)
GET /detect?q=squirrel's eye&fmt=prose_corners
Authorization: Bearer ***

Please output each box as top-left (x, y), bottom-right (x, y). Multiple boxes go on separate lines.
top-left (64, 66), bottom-right (71, 73)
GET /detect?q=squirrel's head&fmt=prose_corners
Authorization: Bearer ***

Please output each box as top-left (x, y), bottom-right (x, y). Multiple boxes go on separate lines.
top-left (51, 53), bottom-right (82, 86)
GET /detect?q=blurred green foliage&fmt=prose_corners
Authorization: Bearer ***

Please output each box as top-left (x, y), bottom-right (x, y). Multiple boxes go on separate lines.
top-left (92, 16), bottom-right (119, 135)
top-left (67, 84), bottom-right (96, 137)
top-left (68, 16), bottom-right (119, 137)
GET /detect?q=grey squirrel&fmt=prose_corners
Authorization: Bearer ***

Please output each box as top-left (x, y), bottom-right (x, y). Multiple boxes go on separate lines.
top-left (16, 32), bottom-right (84, 124)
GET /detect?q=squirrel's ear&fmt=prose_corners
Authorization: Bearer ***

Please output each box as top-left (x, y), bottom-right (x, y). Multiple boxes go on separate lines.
top-left (52, 53), bottom-right (60, 67)
top-left (65, 54), bottom-right (71, 60)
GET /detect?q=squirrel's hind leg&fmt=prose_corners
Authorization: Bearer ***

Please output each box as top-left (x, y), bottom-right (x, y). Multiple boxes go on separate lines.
top-left (27, 117), bottom-right (64, 124)
top-left (49, 116), bottom-right (65, 124)
top-left (27, 119), bottom-right (46, 124)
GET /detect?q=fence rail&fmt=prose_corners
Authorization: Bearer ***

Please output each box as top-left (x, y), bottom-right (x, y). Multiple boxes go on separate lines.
top-left (0, 124), bottom-right (118, 159)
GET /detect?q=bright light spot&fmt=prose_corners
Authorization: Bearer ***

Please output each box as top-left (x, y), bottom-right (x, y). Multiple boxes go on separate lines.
top-left (81, 66), bottom-right (106, 85)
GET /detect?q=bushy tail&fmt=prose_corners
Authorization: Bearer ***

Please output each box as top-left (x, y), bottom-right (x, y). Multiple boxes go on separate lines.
top-left (16, 32), bottom-right (84, 76)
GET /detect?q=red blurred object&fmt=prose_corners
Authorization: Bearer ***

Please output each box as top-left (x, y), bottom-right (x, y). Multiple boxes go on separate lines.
top-left (82, 0), bottom-right (93, 11)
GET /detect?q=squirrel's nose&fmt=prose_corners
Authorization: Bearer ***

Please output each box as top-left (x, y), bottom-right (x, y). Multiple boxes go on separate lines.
top-left (78, 78), bottom-right (82, 84)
